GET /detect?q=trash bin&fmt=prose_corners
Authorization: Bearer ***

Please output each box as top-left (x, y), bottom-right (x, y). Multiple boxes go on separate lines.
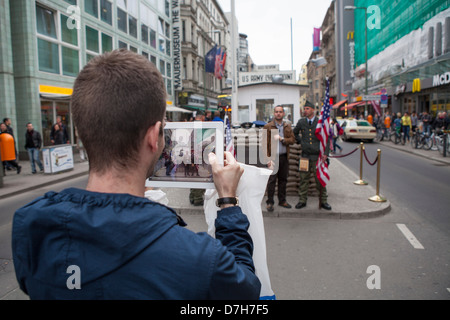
top-left (0, 133), bottom-right (16, 187)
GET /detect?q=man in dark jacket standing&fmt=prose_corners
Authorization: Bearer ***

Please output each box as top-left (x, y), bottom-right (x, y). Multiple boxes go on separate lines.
top-left (293, 101), bottom-right (332, 210)
top-left (263, 106), bottom-right (295, 211)
top-left (25, 122), bottom-right (44, 174)
top-left (12, 49), bottom-right (261, 300)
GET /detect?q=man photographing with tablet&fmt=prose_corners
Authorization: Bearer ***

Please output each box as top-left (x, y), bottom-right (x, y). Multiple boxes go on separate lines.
top-left (12, 49), bottom-right (261, 300)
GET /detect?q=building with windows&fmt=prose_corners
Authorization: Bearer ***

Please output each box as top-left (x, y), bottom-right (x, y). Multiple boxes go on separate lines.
top-left (0, 0), bottom-right (176, 155)
top-left (345, 0), bottom-right (450, 117)
top-left (177, 0), bottom-right (229, 115)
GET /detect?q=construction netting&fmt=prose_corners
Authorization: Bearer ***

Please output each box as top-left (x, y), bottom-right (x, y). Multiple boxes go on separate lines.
top-left (354, 0), bottom-right (450, 66)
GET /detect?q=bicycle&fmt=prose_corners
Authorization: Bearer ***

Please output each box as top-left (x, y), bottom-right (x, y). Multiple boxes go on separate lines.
top-left (410, 128), bottom-right (421, 149)
top-left (436, 130), bottom-right (450, 156)
top-left (390, 127), bottom-right (403, 145)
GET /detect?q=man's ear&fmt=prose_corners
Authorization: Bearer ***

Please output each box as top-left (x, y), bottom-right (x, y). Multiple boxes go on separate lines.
top-left (145, 121), bottom-right (162, 152)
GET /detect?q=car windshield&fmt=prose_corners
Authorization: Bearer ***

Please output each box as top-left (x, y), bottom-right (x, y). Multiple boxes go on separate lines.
top-left (356, 121), bottom-right (371, 127)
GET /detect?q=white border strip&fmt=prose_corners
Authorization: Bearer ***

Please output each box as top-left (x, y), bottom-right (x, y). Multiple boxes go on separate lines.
top-left (396, 224), bottom-right (424, 249)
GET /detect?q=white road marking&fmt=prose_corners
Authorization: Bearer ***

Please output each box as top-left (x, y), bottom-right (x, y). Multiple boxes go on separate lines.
top-left (396, 224), bottom-right (424, 249)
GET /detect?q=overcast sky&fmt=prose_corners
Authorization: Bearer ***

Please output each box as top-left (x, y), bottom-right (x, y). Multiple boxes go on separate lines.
top-left (217, 0), bottom-right (333, 77)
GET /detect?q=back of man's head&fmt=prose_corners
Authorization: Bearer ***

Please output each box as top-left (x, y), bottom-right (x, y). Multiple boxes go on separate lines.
top-left (71, 49), bottom-right (166, 173)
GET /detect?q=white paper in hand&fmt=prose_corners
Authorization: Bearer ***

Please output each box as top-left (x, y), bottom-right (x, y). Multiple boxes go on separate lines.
top-left (204, 163), bottom-right (275, 299)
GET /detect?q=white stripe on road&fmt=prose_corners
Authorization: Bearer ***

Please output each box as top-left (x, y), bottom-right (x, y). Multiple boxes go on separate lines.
top-left (396, 224), bottom-right (424, 249)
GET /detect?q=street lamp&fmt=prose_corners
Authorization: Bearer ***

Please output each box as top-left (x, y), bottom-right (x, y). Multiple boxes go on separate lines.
top-left (345, 5), bottom-right (369, 117)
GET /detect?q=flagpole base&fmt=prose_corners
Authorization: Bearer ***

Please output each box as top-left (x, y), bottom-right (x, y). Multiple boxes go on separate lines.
top-left (353, 179), bottom-right (368, 185)
top-left (369, 194), bottom-right (387, 202)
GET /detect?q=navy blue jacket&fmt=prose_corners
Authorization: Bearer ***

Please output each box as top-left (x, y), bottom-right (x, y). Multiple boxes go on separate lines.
top-left (12, 188), bottom-right (261, 299)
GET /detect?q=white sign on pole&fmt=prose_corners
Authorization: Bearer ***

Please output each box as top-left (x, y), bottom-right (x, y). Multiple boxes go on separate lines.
top-left (362, 95), bottom-right (381, 101)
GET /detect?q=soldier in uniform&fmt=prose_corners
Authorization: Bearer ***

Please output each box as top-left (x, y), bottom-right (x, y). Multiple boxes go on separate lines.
top-left (293, 101), bottom-right (332, 210)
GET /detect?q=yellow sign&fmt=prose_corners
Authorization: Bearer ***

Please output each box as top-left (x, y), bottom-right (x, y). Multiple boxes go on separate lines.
top-left (347, 31), bottom-right (354, 40)
top-left (412, 78), bottom-right (421, 93)
top-left (39, 85), bottom-right (73, 96)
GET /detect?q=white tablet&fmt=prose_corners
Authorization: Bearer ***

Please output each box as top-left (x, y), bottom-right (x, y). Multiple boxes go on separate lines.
top-left (146, 121), bottom-right (224, 189)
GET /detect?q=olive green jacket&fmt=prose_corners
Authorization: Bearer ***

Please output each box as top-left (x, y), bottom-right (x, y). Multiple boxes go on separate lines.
top-left (293, 117), bottom-right (330, 161)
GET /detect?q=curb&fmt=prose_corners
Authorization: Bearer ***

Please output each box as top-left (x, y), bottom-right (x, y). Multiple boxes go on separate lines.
top-left (171, 201), bottom-right (391, 220)
top-left (0, 170), bottom-right (89, 200)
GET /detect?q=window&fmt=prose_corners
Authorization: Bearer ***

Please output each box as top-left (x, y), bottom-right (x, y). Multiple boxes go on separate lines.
top-left (150, 29), bottom-right (156, 48)
top-left (60, 14), bottom-right (78, 46)
top-left (102, 33), bottom-right (113, 53)
top-left (36, 4), bottom-right (80, 77)
top-left (86, 26), bottom-right (99, 52)
top-left (159, 60), bottom-right (165, 75)
top-left (100, 0), bottom-right (112, 25)
top-left (64, 0), bottom-right (77, 5)
top-left (62, 46), bottom-right (79, 77)
top-left (118, 40), bottom-right (128, 49)
top-left (36, 5), bottom-right (57, 39)
top-left (117, 2), bottom-right (139, 38)
top-left (85, 0), bottom-right (98, 18)
top-left (117, 8), bottom-right (127, 33)
top-left (129, 15), bottom-right (137, 38)
top-left (141, 24), bottom-right (149, 44)
top-left (37, 39), bottom-right (59, 74)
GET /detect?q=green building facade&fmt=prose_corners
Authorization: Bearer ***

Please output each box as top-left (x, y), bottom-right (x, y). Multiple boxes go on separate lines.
top-left (0, 0), bottom-right (175, 156)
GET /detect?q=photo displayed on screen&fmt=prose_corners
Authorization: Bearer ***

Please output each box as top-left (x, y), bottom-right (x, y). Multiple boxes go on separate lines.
top-left (150, 127), bottom-right (216, 183)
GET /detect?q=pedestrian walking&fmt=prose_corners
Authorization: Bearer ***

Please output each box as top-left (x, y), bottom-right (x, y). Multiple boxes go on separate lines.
top-left (12, 49), bottom-right (261, 300)
top-left (0, 122), bottom-right (21, 174)
top-left (331, 118), bottom-right (343, 154)
top-left (25, 122), bottom-right (44, 174)
top-left (293, 101), bottom-right (332, 210)
top-left (263, 105), bottom-right (295, 212)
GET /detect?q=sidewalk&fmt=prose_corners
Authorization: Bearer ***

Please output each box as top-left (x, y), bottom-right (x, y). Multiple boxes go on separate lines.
top-left (1, 151), bottom-right (391, 219)
top-left (164, 158), bottom-right (391, 219)
top-left (0, 152), bottom-right (90, 200)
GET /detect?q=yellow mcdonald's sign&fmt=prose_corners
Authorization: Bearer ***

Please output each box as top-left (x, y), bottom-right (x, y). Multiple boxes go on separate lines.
top-left (39, 85), bottom-right (73, 96)
top-left (347, 31), bottom-right (354, 40)
top-left (412, 78), bottom-right (421, 93)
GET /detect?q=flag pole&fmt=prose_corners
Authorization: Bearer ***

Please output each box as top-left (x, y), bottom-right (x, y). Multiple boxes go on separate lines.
top-left (231, 0), bottom-right (238, 126)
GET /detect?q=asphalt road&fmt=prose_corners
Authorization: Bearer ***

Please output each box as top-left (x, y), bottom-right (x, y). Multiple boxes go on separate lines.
top-left (1, 152), bottom-right (449, 300)
top-left (336, 140), bottom-right (450, 233)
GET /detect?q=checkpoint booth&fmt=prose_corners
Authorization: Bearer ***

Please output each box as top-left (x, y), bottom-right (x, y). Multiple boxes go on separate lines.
top-left (42, 144), bottom-right (74, 174)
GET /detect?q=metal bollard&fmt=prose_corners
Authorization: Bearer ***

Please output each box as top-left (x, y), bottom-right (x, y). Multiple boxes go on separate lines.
top-left (369, 149), bottom-right (386, 202)
top-left (354, 142), bottom-right (368, 185)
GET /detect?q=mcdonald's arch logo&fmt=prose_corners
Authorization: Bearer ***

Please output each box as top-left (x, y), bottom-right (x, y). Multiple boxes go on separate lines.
top-left (412, 78), bottom-right (421, 93)
top-left (347, 31), bottom-right (354, 40)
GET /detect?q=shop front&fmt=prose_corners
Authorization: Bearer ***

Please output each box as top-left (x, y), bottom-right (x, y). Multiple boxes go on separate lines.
top-left (393, 71), bottom-right (450, 117)
top-left (39, 85), bottom-right (74, 147)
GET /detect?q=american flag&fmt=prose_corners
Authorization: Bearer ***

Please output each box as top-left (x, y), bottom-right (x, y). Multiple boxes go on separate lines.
top-left (224, 115), bottom-right (235, 158)
top-left (315, 79), bottom-right (331, 187)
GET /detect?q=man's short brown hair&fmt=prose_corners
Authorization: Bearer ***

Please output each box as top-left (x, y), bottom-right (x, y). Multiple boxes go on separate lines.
top-left (71, 49), bottom-right (166, 173)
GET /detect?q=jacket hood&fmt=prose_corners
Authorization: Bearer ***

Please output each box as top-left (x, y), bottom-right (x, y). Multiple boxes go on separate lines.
top-left (13, 188), bottom-right (186, 289)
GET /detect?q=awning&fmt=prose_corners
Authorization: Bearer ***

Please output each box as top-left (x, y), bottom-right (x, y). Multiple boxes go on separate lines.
top-left (166, 105), bottom-right (193, 113)
top-left (340, 101), bottom-right (366, 110)
top-left (332, 99), bottom-right (347, 109)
